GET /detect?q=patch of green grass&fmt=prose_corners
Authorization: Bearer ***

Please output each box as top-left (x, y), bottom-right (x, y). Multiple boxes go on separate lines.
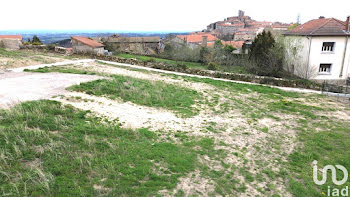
top-left (24, 65), bottom-right (98, 75)
top-left (286, 116), bottom-right (350, 197)
top-left (68, 75), bottom-right (201, 117)
top-left (116, 53), bottom-right (205, 69)
top-left (116, 53), bottom-right (249, 74)
top-left (0, 48), bottom-right (26, 57)
top-left (0, 100), bottom-right (198, 196)
top-left (181, 76), bottom-right (301, 99)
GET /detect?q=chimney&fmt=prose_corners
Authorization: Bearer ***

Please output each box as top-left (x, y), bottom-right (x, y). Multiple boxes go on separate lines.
top-left (202, 36), bottom-right (208, 47)
top-left (346, 16), bottom-right (350, 32)
top-left (319, 16), bottom-right (325, 19)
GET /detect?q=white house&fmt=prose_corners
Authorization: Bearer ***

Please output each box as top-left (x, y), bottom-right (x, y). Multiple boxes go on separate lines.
top-left (284, 16), bottom-right (350, 84)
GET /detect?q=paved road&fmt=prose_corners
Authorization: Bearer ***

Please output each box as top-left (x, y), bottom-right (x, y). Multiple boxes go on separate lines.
top-left (0, 71), bottom-right (101, 108)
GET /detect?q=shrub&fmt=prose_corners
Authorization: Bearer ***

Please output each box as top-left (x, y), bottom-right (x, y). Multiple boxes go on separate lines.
top-left (47, 44), bottom-right (56, 50)
top-left (224, 45), bottom-right (236, 53)
top-left (32, 42), bottom-right (42, 46)
top-left (177, 63), bottom-right (188, 71)
top-left (207, 62), bottom-right (219, 71)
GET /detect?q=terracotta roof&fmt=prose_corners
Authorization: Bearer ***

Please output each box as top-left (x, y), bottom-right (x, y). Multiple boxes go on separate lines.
top-left (71, 36), bottom-right (104, 48)
top-left (207, 40), bottom-right (244, 48)
top-left (0, 35), bottom-right (22, 40)
top-left (284, 18), bottom-right (349, 36)
top-left (177, 34), bottom-right (218, 43)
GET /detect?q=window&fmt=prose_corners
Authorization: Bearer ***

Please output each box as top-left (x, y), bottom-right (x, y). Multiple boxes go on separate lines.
top-left (322, 42), bottom-right (335, 52)
top-left (319, 64), bottom-right (331, 73)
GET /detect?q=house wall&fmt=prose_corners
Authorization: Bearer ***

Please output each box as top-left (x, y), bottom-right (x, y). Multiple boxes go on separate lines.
top-left (72, 39), bottom-right (104, 55)
top-left (284, 36), bottom-right (311, 78)
top-left (234, 33), bottom-right (256, 41)
top-left (285, 35), bottom-right (350, 83)
top-left (0, 39), bottom-right (22, 50)
top-left (105, 42), bottom-right (160, 55)
top-left (309, 36), bottom-right (350, 82)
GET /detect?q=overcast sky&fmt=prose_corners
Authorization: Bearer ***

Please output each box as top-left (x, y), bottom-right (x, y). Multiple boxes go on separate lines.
top-left (1, 0), bottom-right (349, 32)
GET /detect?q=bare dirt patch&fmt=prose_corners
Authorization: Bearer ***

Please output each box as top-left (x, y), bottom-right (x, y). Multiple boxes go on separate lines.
top-left (46, 62), bottom-right (304, 196)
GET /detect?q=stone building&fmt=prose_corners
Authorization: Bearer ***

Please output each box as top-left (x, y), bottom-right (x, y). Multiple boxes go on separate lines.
top-left (176, 33), bottom-right (218, 48)
top-left (0, 35), bottom-right (23, 50)
top-left (100, 35), bottom-right (162, 55)
top-left (71, 36), bottom-right (104, 55)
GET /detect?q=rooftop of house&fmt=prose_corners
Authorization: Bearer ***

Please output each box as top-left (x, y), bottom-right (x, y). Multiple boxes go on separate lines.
top-left (0, 35), bottom-right (23, 40)
top-left (71, 36), bottom-right (104, 48)
top-left (284, 17), bottom-right (349, 36)
top-left (177, 34), bottom-right (218, 43)
top-left (207, 40), bottom-right (245, 48)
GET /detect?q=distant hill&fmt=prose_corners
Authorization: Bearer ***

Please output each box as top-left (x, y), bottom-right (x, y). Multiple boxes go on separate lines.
top-left (52, 39), bottom-right (72, 48)
top-left (0, 31), bottom-right (190, 45)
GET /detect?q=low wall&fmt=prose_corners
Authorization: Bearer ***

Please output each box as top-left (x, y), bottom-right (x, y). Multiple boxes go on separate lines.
top-left (91, 55), bottom-right (323, 91)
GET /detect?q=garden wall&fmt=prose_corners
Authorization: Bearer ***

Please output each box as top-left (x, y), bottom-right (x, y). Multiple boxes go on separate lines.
top-left (91, 55), bottom-right (323, 91)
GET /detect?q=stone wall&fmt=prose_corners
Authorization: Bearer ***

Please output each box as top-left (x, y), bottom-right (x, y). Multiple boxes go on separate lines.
top-left (91, 55), bottom-right (323, 91)
top-left (72, 39), bottom-right (104, 55)
top-left (0, 39), bottom-right (22, 50)
top-left (105, 42), bottom-right (159, 55)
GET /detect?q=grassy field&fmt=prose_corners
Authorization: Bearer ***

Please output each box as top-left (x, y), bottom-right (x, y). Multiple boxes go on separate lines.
top-left (116, 53), bottom-right (205, 69)
top-left (68, 75), bottom-right (202, 117)
top-left (15, 62), bottom-right (350, 196)
top-left (0, 48), bottom-right (80, 70)
top-left (115, 53), bottom-right (248, 74)
top-left (0, 100), bottom-right (209, 196)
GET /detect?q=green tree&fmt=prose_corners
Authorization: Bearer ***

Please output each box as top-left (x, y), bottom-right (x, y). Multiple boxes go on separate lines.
top-left (31, 35), bottom-right (42, 45)
top-left (248, 30), bottom-right (284, 77)
top-left (214, 40), bottom-right (223, 49)
top-left (199, 46), bottom-right (211, 64)
top-left (288, 23), bottom-right (299, 31)
top-left (223, 45), bottom-right (236, 53)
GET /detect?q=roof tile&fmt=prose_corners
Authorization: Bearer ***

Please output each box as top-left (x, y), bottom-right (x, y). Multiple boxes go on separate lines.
top-left (71, 36), bottom-right (104, 48)
top-left (284, 18), bottom-right (348, 36)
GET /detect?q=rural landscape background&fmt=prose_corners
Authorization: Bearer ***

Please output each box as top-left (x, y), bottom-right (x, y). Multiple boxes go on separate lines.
top-left (1, 0), bottom-right (350, 196)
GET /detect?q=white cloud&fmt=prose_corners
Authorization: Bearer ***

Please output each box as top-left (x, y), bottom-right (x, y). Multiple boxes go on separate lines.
top-left (0, 0), bottom-right (349, 31)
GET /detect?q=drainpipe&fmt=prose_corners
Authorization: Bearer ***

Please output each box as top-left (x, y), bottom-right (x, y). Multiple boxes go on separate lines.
top-left (306, 36), bottom-right (312, 79)
top-left (339, 36), bottom-right (349, 78)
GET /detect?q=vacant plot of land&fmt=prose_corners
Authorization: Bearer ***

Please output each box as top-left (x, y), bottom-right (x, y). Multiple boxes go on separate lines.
top-left (116, 53), bottom-right (249, 74)
top-left (0, 48), bottom-right (78, 71)
top-left (1, 60), bottom-right (350, 196)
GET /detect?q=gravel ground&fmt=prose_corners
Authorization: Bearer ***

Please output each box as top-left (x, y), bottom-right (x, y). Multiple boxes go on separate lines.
top-left (0, 71), bottom-right (102, 108)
